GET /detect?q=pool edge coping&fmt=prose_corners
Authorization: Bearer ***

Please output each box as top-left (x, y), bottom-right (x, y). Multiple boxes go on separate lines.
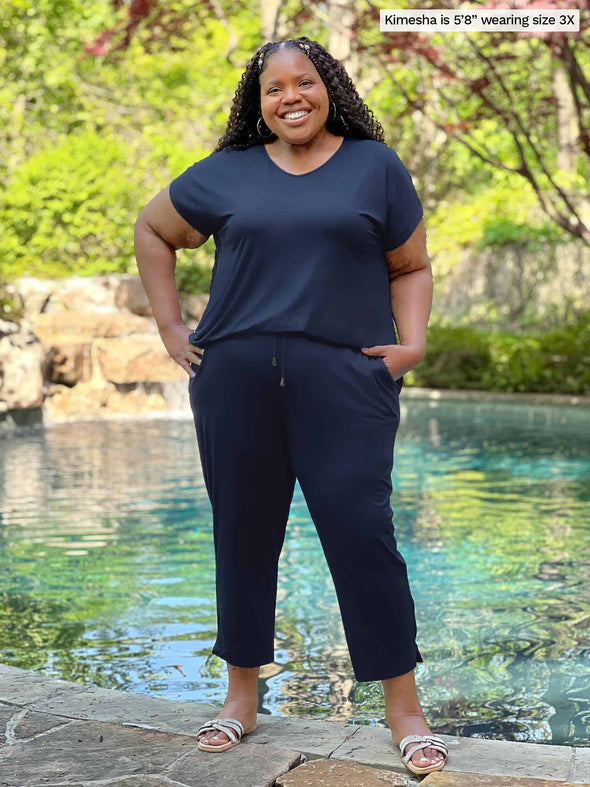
top-left (0, 662), bottom-right (587, 785)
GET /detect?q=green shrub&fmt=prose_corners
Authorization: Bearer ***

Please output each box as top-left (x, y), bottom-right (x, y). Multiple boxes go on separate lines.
top-left (175, 248), bottom-right (214, 296)
top-left (0, 128), bottom-right (218, 291)
top-left (0, 130), bottom-right (148, 279)
top-left (411, 313), bottom-right (590, 394)
top-left (414, 326), bottom-right (492, 389)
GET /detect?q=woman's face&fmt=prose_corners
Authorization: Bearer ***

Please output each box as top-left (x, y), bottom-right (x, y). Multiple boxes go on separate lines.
top-left (259, 48), bottom-right (331, 144)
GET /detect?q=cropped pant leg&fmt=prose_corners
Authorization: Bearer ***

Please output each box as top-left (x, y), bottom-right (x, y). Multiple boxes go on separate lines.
top-left (188, 334), bottom-right (296, 668)
top-left (281, 336), bottom-right (424, 682)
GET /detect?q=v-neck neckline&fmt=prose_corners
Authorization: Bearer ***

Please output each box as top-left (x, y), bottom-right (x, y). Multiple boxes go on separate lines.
top-left (261, 136), bottom-right (347, 178)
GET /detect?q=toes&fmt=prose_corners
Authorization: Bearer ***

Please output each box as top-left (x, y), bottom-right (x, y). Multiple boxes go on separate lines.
top-left (413, 747), bottom-right (443, 766)
top-left (201, 731), bottom-right (229, 745)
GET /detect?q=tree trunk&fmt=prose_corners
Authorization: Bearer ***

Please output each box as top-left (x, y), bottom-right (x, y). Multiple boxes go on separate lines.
top-left (328, 0), bottom-right (358, 84)
top-left (553, 59), bottom-right (579, 173)
top-left (260, 0), bottom-right (284, 42)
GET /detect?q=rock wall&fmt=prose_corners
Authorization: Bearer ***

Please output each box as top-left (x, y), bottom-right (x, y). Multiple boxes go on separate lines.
top-left (431, 239), bottom-right (590, 329)
top-left (0, 275), bottom-right (208, 427)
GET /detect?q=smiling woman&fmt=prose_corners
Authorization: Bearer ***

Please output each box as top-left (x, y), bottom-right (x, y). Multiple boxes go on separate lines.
top-left (258, 47), bottom-right (344, 174)
top-left (134, 35), bottom-right (440, 776)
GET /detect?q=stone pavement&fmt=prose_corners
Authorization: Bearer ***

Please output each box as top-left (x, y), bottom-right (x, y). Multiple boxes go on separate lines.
top-left (278, 761), bottom-right (590, 786)
top-left (422, 775), bottom-right (589, 786)
top-left (0, 663), bottom-right (588, 786)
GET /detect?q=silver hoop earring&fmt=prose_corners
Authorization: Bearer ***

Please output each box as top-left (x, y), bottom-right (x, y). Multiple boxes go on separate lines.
top-left (331, 101), bottom-right (348, 131)
top-left (257, 116), bottom-right (273, 138)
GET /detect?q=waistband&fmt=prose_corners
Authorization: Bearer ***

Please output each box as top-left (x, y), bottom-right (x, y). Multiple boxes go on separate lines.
top-left (269, 331), bottom-right (363, 388)
top-left (196, 331), bottom-right (364, 389)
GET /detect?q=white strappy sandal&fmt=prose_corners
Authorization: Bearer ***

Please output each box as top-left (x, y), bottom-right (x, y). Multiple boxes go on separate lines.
top-left (196, 717), bottom-right (252, 752)
top-left (398, 733), bottom-right (448, 776)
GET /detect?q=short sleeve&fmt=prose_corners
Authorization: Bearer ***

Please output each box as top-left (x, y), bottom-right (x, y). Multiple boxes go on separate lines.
top-left (168, 153), bottom-right (224, 238)
top-left (384, 150), bottom-right (423, 251)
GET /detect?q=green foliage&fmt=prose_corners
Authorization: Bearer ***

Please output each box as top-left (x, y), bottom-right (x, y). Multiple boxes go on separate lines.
top-left (175, 246), bottom-right (215, 296)
top-left (0, 0), bottom-right (115, 184)
top-left (426, 166), bottom-right (571, 276)
top-left (0, 0), bottom-right (255, 284)
top-left (1, 130), bottom-right (148, 278)
top-left (414, 326), bottom-right (493, 389)
top-left (0, 125), bottom-right (220, 287)
top-left (411, 313), bottom-right (590, 394)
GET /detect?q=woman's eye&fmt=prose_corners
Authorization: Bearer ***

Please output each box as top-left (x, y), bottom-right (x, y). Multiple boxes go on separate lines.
top-left (268, 81), bottom-right (312, 94)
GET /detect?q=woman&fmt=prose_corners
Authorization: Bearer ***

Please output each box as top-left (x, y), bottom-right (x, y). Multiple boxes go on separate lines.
top-left (134, 36), bottom-right (447, 777)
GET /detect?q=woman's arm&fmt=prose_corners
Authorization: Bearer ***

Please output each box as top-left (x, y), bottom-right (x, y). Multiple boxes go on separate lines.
top-left (360, 219), bottom-right (432, 378)
top-left (134, 187), bottom-right (210, 376)
top-left (385, 219), bottom-right (432, 363)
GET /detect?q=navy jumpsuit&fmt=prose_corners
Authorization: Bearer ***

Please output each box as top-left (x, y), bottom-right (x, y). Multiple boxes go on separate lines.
top-left (169, 135), bottom-right (425, 682)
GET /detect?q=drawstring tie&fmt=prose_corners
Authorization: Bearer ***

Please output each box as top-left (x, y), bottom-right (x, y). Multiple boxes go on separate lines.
top-left (272, 333), bottom-right (287, 387)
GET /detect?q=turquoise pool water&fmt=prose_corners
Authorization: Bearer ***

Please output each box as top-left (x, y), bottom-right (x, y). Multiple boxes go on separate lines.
top-left (1, 398), bottom-right (588, 745)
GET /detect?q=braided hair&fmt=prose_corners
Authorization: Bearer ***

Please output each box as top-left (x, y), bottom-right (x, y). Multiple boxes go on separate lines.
top-left (213, 36), bottom-right (385, 152)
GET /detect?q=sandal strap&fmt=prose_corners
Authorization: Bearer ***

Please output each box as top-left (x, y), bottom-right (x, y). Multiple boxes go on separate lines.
top-left (196, 717), bottom-right (244, 743)
top-left (195, 722), bottom-right (238, 744)
top-left (216, 717), bottom-right (245, 736)
top-left (399, 734), bottom-right (448, 764)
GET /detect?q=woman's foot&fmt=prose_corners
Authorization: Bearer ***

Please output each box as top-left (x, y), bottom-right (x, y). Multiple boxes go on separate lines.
top-left (197, 696), bottom-right (258, 746)
top-left (198, 662), bottom-right (260, 747)
top-left (383, 668), bottom-right (445, 771)
top-left (387, 710), bottom-right (445, 770)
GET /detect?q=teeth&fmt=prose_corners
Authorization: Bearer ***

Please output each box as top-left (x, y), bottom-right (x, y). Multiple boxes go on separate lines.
top-left (284, 110), bottom-right (310, 119)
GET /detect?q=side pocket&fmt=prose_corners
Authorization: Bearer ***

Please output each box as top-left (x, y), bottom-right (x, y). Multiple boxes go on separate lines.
top-left (190, 350), bottom-right (205, 379)
top-left (376, 357), bottom-right (400, 396)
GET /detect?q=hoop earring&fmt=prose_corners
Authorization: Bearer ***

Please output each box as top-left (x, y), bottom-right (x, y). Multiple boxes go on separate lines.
top-left (331, 101), bottom-right (349, 131)
top-left (257, 116), bottom-right (273, 138)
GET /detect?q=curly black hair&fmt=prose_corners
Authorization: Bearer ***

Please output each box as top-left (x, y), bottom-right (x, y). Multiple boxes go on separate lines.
top-left (213, 35), bottom-right (385, 152)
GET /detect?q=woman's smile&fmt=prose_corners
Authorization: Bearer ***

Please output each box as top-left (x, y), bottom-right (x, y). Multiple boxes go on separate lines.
top-left (280, 109), bottom-right (312, 125)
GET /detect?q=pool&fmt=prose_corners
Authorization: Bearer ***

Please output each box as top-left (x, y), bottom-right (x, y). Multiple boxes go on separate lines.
top-left (1, 398), bottom-right (588, 746)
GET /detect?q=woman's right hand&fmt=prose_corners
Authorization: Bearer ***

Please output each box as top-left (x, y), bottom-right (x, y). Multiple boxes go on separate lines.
top-left (159, 322), bottom-right (203, 377)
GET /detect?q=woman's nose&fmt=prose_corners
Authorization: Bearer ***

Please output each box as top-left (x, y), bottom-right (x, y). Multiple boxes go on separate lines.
top-left (282, 85), bottom-right (301, 102)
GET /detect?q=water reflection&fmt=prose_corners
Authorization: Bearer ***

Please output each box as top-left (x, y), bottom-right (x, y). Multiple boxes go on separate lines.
top-left (0, 398), bottom-right (589, 744)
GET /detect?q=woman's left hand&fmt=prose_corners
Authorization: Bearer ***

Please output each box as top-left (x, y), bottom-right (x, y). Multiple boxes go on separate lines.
top-left (361, 344), bottom-right (424, 381)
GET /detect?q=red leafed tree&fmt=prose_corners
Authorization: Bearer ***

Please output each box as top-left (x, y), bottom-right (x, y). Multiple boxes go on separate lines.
top-left (83, 0), bottom-right (231, 58)
top-left (84, 0), bottom-right (158, 55)
top-left (362, 0), bottom-right (590, 244)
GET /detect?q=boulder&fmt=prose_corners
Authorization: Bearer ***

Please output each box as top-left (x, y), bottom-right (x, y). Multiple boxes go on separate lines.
top-left (114, 275), bottom-right (153, 316)
top-left (0, 320), bottom-right (44, 411)
top-left (44, 381), bottom-right (115, 419)
top-left (2, 276), bottom-right (201, 422)
top-left (32, 312), bottom-right (156, 342)
top-left (181, 293), bottom-right (209, 323)
top-left (13, 274), bottom-right (157, 319)
top-left (44, 381), bottom-right (170, 420)
top-left (104, 386), bottom-right (169, 414)
top-left (5, 278), bottom-right (50, 321)
top-left (45, 342), bottom-right (93, 386)
top-left (41, 275), bottom-right (121, 314)
top-left (31, 312), bottom-right (157, 389)
top-left (95, 337), bottom-right (186, 384)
